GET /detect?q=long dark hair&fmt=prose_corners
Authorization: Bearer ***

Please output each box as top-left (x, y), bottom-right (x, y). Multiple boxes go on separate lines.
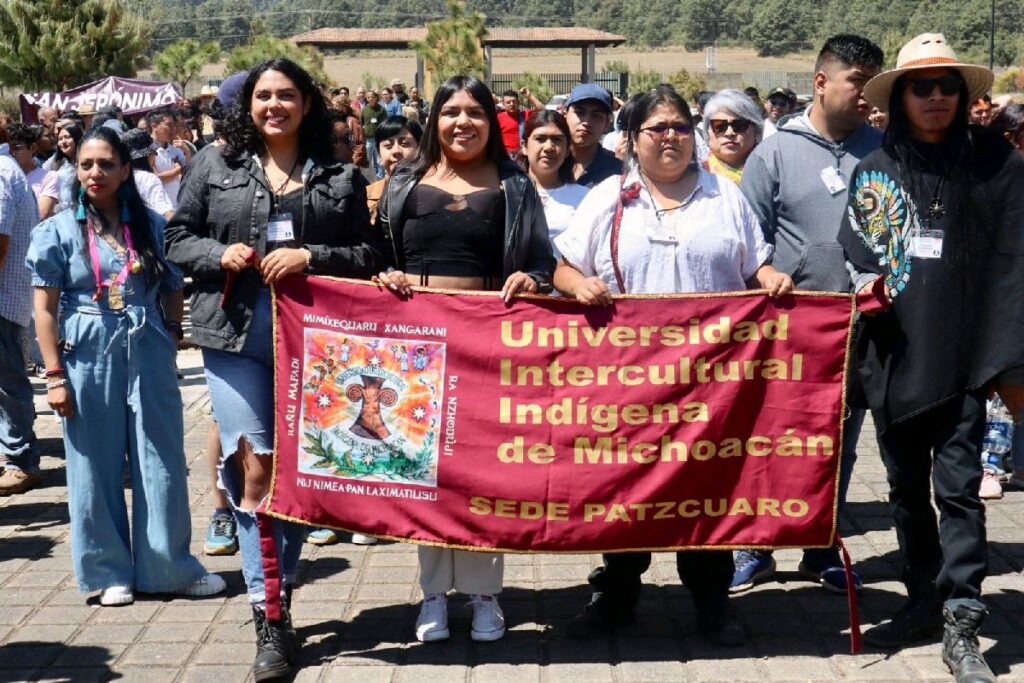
top-left (520, 109), bottom-right (575, 184)
top-left (73, 126), bottom-right (164, 290)
top-left (409, 75), bottom-right (506, 177)
top-left (52, 124), bottom-right (83, 170)
top-left (220, 58), bottom-right (331, 162)
top-left (883, 72), bottom-right (975, 272)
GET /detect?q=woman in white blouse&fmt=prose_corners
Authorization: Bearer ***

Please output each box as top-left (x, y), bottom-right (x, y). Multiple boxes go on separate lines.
top-left (519, 109), bottom-right (589, 261)
top-left (121, 129), bottom-right (174, 219)
top-left (553, 86), bottom-right (792, 646)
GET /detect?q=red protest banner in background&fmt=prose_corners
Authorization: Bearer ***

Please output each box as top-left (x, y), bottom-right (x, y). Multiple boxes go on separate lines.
top-left (266, 276), bottom-right (855, 553)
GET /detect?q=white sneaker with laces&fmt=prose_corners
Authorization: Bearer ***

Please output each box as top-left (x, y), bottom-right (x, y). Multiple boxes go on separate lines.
top-left (177, 572), bottom-right (227, 597)
top-left (351, 533), bottom-right (378, 545)
top-left (469, 594), bottom-right (505, 641)
top-left (416, 594), bottom-right (450, 642)
top-left (99, 585), bottom-right (134, 606)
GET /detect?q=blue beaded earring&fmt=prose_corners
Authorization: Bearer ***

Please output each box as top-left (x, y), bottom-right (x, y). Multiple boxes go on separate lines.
top-left (118, 184), bottom-right (131, 222)
top-left (76, 186), bottom-right (87, 221)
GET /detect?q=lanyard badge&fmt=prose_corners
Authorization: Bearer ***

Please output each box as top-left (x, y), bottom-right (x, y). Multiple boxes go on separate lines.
top-left (87, 217), bottom-right (140, 310)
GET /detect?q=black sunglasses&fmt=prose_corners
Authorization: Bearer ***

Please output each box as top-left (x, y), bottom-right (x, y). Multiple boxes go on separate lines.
top-left (708, 118), bottom-right (752, 135)
top-left (905, 75), bottom-right (963, 98)
top-left (640, 122), bottom-right (694, 137)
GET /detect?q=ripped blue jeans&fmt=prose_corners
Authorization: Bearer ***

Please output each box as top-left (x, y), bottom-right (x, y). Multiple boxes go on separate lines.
top-left (202, 289), bottom-right (305, 604)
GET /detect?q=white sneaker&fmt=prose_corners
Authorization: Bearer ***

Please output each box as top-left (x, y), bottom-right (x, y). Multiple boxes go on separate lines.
top-left (415, 594), bottom-right (450, 642)
top-left (351, 533), bottom-right (378, 545)
top-left (177, 572), bottom-right (227, 597)
top-left (99, 585), bottom-right (134, 606)
top-left (469, 594), bottom-right (505, 641)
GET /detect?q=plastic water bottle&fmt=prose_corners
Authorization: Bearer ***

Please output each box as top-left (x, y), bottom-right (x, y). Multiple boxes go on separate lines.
top-left (982, 397), bottom-right (1014, 475)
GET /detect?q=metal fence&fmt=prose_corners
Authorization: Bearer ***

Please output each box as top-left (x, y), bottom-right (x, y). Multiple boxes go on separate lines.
top-left (490, 72), bottom-right (627, 99)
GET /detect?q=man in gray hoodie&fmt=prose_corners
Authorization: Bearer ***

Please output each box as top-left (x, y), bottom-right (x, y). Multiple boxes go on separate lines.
top-left (733, 34), bottom-right (884, 594)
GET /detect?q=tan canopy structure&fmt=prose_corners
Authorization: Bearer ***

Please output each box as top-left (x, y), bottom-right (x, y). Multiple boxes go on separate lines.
top-left (290, 26), bottom-right (626, 91)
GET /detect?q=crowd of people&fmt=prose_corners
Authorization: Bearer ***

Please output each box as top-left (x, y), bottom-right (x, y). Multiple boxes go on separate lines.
top-left (0, 30), bottom-right (1022, 683)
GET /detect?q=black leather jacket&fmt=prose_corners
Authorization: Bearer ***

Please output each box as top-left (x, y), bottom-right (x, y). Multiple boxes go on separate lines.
top-left (376, 162), bottom-right (555, 292)
top-left (165, 146), bottom-right (383, 351)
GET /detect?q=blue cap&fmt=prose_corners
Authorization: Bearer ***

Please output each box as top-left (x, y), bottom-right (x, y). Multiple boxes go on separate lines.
top-left (566, 83), bottom-right (611, 111)
top-left (216, 72), bottom-right (248, 112)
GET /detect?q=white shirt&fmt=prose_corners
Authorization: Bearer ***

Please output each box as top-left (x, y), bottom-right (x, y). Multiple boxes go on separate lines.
top-left (555, 166), bottom-right (773, 295)
top-left (536, 183), bottom-right (590, 260)
top-left (133, 169), bottom-right (174, 216)
top-left (154, 145), bottom-right (186, 207)
top-left (763, 118), bottom-right (778, 138)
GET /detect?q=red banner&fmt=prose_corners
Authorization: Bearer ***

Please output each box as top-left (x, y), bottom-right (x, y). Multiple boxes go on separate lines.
top-left (267, 276), bottom-right (855, 553)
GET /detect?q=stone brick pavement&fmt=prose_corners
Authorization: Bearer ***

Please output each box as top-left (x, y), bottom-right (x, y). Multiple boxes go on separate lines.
top-left (2, 348), bottom-right (1023, 682)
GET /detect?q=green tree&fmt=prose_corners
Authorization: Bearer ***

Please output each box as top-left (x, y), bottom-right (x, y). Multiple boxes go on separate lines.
top-left (512, 72), bottom-right (552, 106)
top-left (154, 39), bottom-right (220, 92)
top-left (750, 0), bottom-right (811, 57)
top-left (411, 0), bottom-right (487, 82)
top-left (680, 0), bottom-right (721, 52)
top-left (628, 67), bottom-right (663, 93)
top-left (0, 0), bottom-right (149, 90)
top-left (667, 68), bottom-right (707, 100)
top-left (225, 33), bottom-right (331, 85)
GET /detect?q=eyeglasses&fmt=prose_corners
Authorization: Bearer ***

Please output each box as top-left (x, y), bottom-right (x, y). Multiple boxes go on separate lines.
top-left (8, 143), bottom-right (29, 152)
top-left (640, 123), bottom-right (693, 138)
top-left (708, 119), bottom-right (752, 135)
top-left (905, 75), bottom-right (963, 98)
top-left (767, 99), bottom-right (791, 108)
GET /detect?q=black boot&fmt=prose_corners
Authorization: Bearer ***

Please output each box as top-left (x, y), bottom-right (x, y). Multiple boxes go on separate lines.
top-left (566, 566), bottom-right (639, 639)
top-left (252, 604), bottom-right (296, 682)
top-left (864, 586), bottom-right (943, 648)
top-left (942, 604), bottom-right (997, 683)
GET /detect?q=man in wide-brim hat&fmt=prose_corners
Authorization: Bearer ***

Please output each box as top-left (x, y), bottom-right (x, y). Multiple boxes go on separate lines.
top-left (862, 32), bottom-right (993, 113)
top-left (840, 33), bottom-right (1024, 683)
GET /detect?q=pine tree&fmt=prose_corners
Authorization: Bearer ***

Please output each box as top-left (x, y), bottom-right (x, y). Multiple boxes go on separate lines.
top-left (0, 0), bottom-right (149, 90)
top-left (411, 0), bottom-right (487, 83)
top-left (154, 39), bottom-right (221, 92)
top-left (224, 33), bottom-right (331, 86)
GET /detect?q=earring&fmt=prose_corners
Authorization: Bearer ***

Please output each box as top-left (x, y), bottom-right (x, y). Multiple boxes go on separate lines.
top-left (117, 184), bottom-right (131, 222)
top-left (75, 187), bottom-right (87, 221)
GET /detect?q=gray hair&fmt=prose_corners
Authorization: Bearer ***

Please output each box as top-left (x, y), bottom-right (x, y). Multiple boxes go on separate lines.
top-left (704, 89), bottom-right (764, 141)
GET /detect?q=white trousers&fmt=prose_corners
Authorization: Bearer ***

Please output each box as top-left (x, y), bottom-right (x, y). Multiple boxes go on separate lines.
top-left (418, 546), bottom-right (504, 596)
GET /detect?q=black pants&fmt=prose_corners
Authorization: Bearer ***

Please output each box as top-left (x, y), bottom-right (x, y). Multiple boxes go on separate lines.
top-left (587, 550), bottom-right (733, 622)
top-left (876, 390), bottom-right (987, 602)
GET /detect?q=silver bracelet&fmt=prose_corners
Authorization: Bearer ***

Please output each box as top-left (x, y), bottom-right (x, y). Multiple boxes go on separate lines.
top-left (46, 378), bottom-right (69, 390)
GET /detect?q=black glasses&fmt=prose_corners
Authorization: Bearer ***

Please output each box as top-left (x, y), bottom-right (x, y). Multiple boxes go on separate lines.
top-left (905, 75), bottom-right (963, 98)
top-left (640, 123), bottom-right (693, 138)
top-left (708, 119), bottom-right (752, 135)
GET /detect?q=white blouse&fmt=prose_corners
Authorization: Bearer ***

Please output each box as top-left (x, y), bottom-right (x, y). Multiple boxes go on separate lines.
top-left (555, 166), bottom-right (773, 295)
top-left (133, 169), bottom-right (174, 217)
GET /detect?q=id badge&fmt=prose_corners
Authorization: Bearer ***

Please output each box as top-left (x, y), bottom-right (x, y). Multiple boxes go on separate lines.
top-left (643, 215), bottom-right (678, 245)
top-left (820, 166), bottom-right (847, 195)
top-left (267, 212), bottom-right (295, 242)
top-left (910, 228), bottom-right (944, 259)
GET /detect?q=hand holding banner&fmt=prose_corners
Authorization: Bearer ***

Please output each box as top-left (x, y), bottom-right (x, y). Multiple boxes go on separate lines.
top-left (267, 276), bottom-right (855, 554)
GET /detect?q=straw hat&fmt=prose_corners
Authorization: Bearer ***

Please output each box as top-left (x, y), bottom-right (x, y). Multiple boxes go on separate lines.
top-left (863, 33), bottom-right (993, 111)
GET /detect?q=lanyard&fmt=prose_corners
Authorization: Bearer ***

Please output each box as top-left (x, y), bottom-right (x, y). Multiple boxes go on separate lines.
top-left (87, 216), bottom-right (138, 301)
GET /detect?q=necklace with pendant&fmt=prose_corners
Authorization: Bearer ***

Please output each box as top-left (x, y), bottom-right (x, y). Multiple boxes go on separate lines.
top-left (928, 175), bottom-right (946, 220)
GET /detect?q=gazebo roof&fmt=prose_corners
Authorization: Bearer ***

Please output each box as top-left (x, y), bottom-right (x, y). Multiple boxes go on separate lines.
top-left (291, 26), bottom-right (626, 51)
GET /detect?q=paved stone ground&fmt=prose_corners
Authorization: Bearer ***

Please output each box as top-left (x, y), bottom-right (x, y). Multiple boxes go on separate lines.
top-left (2, 348), bottom-right (1024, 682)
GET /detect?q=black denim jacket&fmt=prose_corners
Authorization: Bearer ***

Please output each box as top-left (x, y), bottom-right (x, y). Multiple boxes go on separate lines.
top-left (377, 162), bottom-right (555, 292)
top-left (165, 146), bottom-right (383, 351)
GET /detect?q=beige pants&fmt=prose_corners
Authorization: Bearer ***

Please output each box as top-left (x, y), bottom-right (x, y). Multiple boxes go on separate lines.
top-left (418, 546), bottom-right (504, 596)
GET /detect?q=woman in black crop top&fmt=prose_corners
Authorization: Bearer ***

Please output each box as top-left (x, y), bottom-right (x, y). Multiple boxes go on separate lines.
top-left (374, 76), bottom-right (555, 644)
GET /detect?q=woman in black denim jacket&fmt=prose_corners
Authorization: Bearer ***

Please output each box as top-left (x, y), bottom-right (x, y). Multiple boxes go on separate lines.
top-left (165, 58), bottom-right (382, 682)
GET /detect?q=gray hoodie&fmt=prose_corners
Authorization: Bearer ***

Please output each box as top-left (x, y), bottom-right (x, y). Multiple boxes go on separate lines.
top-left (740, 108), bottom-right (882, 292)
